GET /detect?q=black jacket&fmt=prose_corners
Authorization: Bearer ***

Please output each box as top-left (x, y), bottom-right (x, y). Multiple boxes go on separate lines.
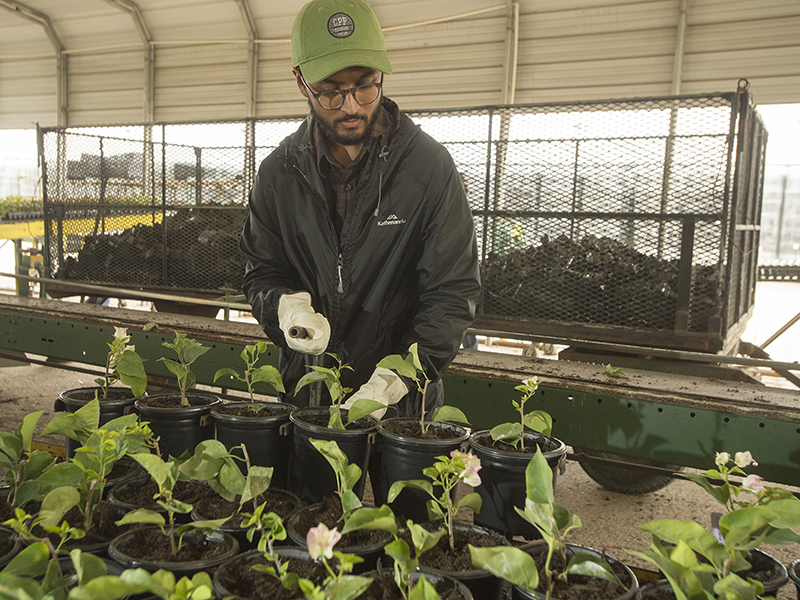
top-left (240, 97), bottom-right (481, 416)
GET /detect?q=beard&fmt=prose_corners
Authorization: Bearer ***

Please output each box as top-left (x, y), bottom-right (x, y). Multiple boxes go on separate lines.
top-left (310, 98), bottom-right (380, 147)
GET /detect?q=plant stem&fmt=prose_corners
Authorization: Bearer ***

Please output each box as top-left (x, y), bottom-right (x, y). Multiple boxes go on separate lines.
top-left (445, 479), bottom-right (456, 552)
top-left (419, 379), bottom-right (430, 434)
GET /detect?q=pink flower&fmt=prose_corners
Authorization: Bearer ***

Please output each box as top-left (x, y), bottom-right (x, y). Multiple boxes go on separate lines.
top-left (742, 474), bottom-right (765, 493)
top-left (734, 451), bottom-right (758, 468)
top-left (714, 452), bottom-right (730, 467)
top-left (451, 450), bottom-right (482, 487)
top-left (306, 523), bottom-right (341, 560)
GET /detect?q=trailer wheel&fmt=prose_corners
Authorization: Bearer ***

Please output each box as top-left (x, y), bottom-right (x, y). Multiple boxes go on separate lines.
top-left (576, 450), bottom-right (682, 495)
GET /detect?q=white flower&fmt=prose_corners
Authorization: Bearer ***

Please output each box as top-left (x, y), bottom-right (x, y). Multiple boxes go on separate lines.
top-left (714, 452), bottom-right (730, 467)
top-left (306, 523), bottom-right (341, 560)
top-left (742, 474), bottom-right (765, 493)
top-left (734, 451), bottom-right (758, 468)
top-left (451, 450), bottom-right (482, 487)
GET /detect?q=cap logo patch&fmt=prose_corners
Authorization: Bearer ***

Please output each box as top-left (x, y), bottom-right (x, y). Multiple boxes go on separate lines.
top-left (328, 12), bottom-right (355, 38)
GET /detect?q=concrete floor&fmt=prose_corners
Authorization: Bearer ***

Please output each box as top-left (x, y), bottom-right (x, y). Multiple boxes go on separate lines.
top-left (1, 357), bottom-right (798, 598)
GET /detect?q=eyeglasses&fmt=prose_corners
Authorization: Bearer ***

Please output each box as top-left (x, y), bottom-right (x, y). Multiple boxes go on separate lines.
top-left (300, 73), bottom-right (383, 111)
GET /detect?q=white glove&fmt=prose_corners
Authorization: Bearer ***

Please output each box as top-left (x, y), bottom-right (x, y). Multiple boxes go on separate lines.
top-left (278, 292), bottom-right (331, 355)
top-left (343, 367), bottom-right (409, 419)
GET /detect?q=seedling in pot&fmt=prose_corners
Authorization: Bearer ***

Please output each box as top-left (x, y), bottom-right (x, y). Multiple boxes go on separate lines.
top-left (244, 502), bottom-right (288, 577)
top-left (488, 377), bottom-right (552, 449)
top-left (66, 569), bottom-right (216, 600)
top-left (626, 450), bottom-right (800, 600)
top-left (470, 447), bottom-right (622, 600)
top-left (388, 449), bottom-right (482, 552)
top-left (0, 410), bottom-right (57, 509)
top-left (299, 523), bottom-right (372, 600)
top-left (37, 397), bottom-right (156, 533)
top-left (95, 326), bottom-right (148, 400)
top-left (295, 353), bottom-right (353, 429)
top-left (213, 341), bottom-right (285, 414)
top-left (115, 450), bottom-right (230, 556)
top-left (349, 343), bottom-right (469, 433)
top-left (344, 504), bottom-right (446, 599)
top-left (310, 438), bottom-right (362, 522)
top-left (159, 331), bottom-right (211, 406)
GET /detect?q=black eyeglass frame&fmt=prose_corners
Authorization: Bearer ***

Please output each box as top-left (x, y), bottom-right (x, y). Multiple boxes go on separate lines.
top-left (300, 73), bottom-right (384, 111)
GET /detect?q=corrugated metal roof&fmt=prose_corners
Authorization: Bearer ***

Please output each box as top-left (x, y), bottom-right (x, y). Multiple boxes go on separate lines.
top-left (0, 0), bottom-right (798, 128)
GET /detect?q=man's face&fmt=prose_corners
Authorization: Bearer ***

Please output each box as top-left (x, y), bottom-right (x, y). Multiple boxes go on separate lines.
top-left (295, 67), bottom-right (383, 148)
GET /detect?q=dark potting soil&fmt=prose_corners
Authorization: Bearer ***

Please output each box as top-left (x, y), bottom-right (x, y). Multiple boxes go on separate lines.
top-left (136, 395), bottom-right (216, 409)
top-left (526, 545), bottom-right (633, 600)
top-left (194, 489), bottom-right (300, 526)
top-left (296, 412), bottom-right (375, 431)
top-left (62, 388), bottom-right (136, 402)
top-left (215, 552), bottom-right (328, 599)
top-left (472, 432), bottom-right (560, 455)
top-left (113, 527), bottom-right (235, 563)
top-left (34, 500), bottom-right (133, 548)
top-left (416, 525), bottom-right (505, 573)
top-left (111, 478), bottom-right (209, 510)
top-left (0, 529), bottom-right (15, 557)
top-left (380, 420), bottom-right (464, 441)
top-left (212, 402), bottom-right (290, 418)
top-left (292, 496), bottom-right (390, 549)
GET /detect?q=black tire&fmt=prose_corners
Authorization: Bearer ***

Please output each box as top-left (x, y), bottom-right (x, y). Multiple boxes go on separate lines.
top-left (576, 449), bottom-right (682, 495)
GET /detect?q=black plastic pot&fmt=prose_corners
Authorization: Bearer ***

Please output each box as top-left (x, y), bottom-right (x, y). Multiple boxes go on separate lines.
top-left (191, 488), bottom-right (302, 551)
top-left (636, 579), bottom-right (673, 599)
top-left (376, 418), bottom-right (469, 523)
top-left (213, 547), bottom-right (326, 599)
top-left (134, 392), bottom-right (221, 458)
top-left (285, 502), bottom-right (391, 573)
top-left (55, 387), bottom-right (141, 458)
top-left (287, 406), bottom-right (377, 504)
top-left (468, 430), bottom-right (567, 539)
top-left (749, 548), bottom-right (789, 595)
top-left (361, 566), bottom-right (475, 599)
top-left (0, 525), bottom-right (22, 569)
top-left (210, 401), bottom-right (294, 488)
top-left (515, 540), bottom-right (638, 600)
top-left (108, 526), bottom-right (239, 579)
top-left (789, 558), bottom-right (800, 600)
top-left (420, 522), bottom-right (510, 600)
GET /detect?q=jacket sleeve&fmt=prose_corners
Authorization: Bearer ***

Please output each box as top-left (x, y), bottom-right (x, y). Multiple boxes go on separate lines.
top-left (400, 153), bottom-right (481, 383)
top-left (239, 156), bottom-right (298, 347)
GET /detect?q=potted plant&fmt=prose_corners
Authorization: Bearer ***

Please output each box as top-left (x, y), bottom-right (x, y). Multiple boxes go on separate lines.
top-left (470, 447), bottom-right (638, 600)
top-left (289, 353), bottom-right (378, 503)
top-left (386, 449), bottom-right (510, 600)
top-left (210, 341), bottom-right (294, 487)
top-left (628, 450), bottom-right (800, 599)
top-left (467, 377), bottom-right (567, 538)
top-left (55, 327), bottom-right (148, 458)
top-left (0, 410), bottom-right (57, 522)
top-left (110, 448), bottom-right (239, 578)
top-left (286, 439), bottom-right (391, 571)
top-left (33, 397), bottom-right (156, 554)
top-left (187, 439), bottom-right (301, 550)
top-left (134, 330), bottom-right (221, 459)
top-left (349, 344), bottom-right (471, 522)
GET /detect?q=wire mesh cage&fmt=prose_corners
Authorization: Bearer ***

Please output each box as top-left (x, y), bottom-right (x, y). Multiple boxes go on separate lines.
top-left (39, 83), bottom-right (766, 352)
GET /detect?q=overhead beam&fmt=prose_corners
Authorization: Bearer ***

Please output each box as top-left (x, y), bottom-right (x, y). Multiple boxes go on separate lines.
top-left (232, 0), bottom-right (259, 118)
top-left (0, 0), bottom-right (66, 125)
top-left (671, 0), bottom-right (689, 95)
top-left (103, 0), bottom-right (154, 123)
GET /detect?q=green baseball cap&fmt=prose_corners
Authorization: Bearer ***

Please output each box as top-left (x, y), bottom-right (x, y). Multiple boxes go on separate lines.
top-left (291, 0), bottom-right (393, 83)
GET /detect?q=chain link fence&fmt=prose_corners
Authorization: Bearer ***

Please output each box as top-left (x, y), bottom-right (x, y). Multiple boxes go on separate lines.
top-left (39, 83), bottom-right (766, 352)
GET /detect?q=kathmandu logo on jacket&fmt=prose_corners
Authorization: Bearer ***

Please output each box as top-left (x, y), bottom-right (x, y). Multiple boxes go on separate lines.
top-left (378, 214), bottom-right (407, 227)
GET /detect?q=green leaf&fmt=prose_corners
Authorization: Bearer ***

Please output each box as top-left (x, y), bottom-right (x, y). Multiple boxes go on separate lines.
top-left (408, 521), bottom-right (446, 555)
top-left (116, 508), bottom-right (166, 526)
top-left (409, 576), bottom-right (442, 600)
top-left (161, 358), bottom-right (187, 381)
top-left (346, 398), bottom-right (386, 423)
top-left (213, 367), bottom-right (239, 383)
top-left (19, 410), bottom-right (45, 453)
top-left (251, 365), bottom-right (285, 393)
top-left (116, 349), bottom-right (148, 397)
top-left (183, 344), bottom-right (210, 365)
top-left (2, 541), bottom-right (50, 577)
top-left (565, 552), bottom-right (621, 585)
top-left (342, 505), bottom-right (397, 536)
top-left (377, 354), bottom-right (419, 380)
top-left (525, 447), bottom-right (555, 505)
top-left (469, 545), bottom-right (539, 591)
top-left (457, 492), bottom-right (482, 514)
top-left (38, 485), bottom-right (80, 527)
top-left (430, 405), bottom-right (470, 425)
top-left (131, 453), bottom-right (169, 488)
top-left (387, 479), bottom-right (432, 503)
top-left (341, 489), bottom-right (362, 515)
top-left (523, 410), bottom-right (552, 437)
top-left (324, 574), bottom-right (372, 600)
top-left (490, 423), bottom-right (522, 445)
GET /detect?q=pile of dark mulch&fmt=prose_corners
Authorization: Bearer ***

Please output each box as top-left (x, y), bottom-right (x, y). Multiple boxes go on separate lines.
top-left (481, 233), bottom-right (719, 333)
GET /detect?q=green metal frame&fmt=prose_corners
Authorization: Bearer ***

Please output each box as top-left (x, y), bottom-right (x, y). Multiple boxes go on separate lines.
top-left (2, 297), bottom-right (799, 487)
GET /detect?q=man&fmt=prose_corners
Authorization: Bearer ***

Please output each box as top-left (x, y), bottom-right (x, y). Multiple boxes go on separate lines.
top-left (240, 0), bottom-right (480, 418)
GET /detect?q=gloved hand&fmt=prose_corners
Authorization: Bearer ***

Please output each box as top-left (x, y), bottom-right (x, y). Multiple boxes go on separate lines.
top-left (277, 292), bottom-right (331, 355)
top-left (343, 367), bottom-right (409, 419)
